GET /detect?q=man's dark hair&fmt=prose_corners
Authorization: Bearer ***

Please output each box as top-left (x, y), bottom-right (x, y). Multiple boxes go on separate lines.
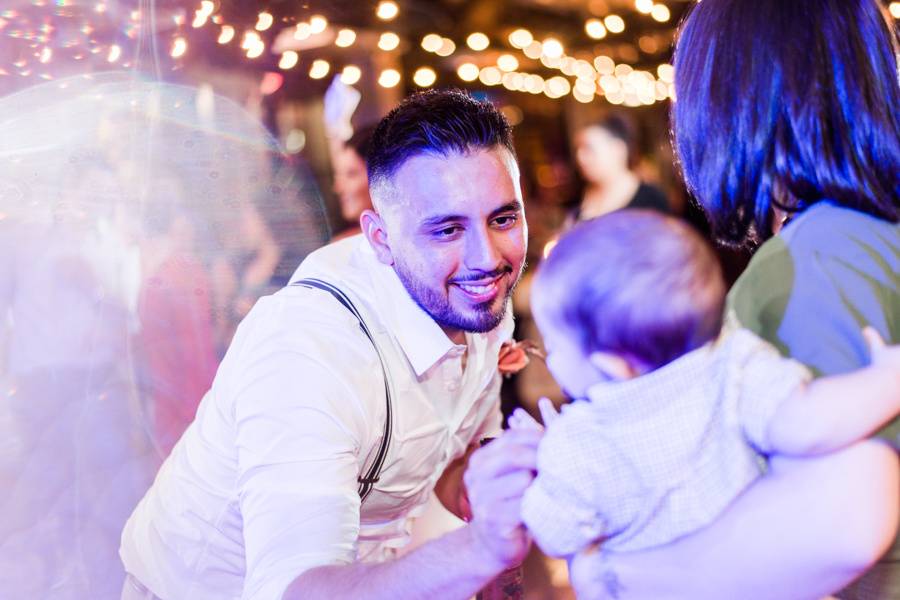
top-left (367, 89), bottom-right (515, 186)
top-left (673, 0), bottom-right (900, 248)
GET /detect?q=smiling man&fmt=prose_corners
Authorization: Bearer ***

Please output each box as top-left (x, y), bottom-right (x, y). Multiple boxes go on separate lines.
top-left (119, 90), bottom-right (540, 600)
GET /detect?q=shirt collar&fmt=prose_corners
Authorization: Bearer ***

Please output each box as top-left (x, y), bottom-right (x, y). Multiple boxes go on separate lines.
top-left (294, 235), bottom-right (511, 378)
top-left (584, 340), bottom-right (717, 421)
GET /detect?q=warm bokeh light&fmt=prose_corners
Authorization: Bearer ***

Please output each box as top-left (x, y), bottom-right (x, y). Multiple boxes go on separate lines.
top-left (218, 25), bottom-right (235, 44)
top-left (585, 19), bottom-right (607, 40)
top-left (604, 15), bottom-right (626, 34)
top-left (594, 55), bottom-right (615, 75)
top-left (335, 29), bottom-right (357, 48)
top-left (378, 68), bottom-right (402, 87)
top-left (657, 63), bottom-right (675, 83)
top-left (457, 62), bottom-right (480, 82)
top-left (890, 1), bottom-right (900, 18)
top-left (421, 33), bottom-right (443, 52)
top-left (413, 66), bottom-right (437, 86)
top-left (294, 22), bottom-right (312, 40)
top-left (523, 41), bottom-right (543, 59)
top-left (309, 59), bottom-right (330, 79)
top-left (467, 32), bottom-right (490, 51)
top-left (278, 51), bottom-right (298, 70)
top-left (340, 65), bottom-right (362, 85)
top-left (378, 32), bottom-right (401, 51)
top-left (170, 37), bottom-right (187, 58)
top-left (377, 1), bottom-right (399, 21)
top-left (478, 66), bottom-right (503, 86)
top-left (106, 44), bottom-right (120, 63)
top-left (651, 4), bottom-right (671, 22)
top-left (255, 12), bottom-right (274, 31)
top-left (309, 15), bottom-right (328, 34)
top-left (635, 0), bottom-right (654, 14)
top-left (541, 38), bottom-right (564, 59)
top-left (436, 38), bottom-right (457, 57)
top-left (509, 29), bottom-right (534, 49)
top-left (497, 54), bottom-right (519, 72)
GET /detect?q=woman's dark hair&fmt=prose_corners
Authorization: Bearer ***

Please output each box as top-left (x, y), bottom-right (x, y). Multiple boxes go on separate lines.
top-left (587, 113), bottom-right (639, 169)
top-left (673, 0), bottom-right (900, 247)
top-left (367, 89), bottom-right (514, 186)
top-left (346, 123), bottom-right (377, 163)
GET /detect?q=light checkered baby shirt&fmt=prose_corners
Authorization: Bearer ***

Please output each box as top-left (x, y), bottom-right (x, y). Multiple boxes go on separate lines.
top-left (521, 328), bottom-right (811, 556)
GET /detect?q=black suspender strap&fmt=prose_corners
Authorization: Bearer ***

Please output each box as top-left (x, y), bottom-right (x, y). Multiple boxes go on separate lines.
top-left (291, 277), bottom-right (393, 504)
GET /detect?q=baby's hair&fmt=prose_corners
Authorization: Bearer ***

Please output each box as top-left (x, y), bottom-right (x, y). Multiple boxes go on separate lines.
top-left (535, 210), bottom-right (725, 371)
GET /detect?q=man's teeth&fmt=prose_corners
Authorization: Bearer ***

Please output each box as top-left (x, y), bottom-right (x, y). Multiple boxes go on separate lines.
top-left (457, 281), bottom-right (497, 294)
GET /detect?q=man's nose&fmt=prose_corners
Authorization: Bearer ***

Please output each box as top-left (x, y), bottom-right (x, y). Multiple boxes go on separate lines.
top-left (465, 226), bottom-right (504, 272)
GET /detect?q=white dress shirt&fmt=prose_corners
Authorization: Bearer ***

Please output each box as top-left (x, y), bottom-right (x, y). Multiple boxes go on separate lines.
top-left (521, 328), bottom-right (810, 557)
top-left (120, 235), bottom-right (513, 600)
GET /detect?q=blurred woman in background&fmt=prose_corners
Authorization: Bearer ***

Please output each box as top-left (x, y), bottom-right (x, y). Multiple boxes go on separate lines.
top-left (570, 114), bottom-right (669, 224)
top-left (331, 124), bottom-right (376, 241)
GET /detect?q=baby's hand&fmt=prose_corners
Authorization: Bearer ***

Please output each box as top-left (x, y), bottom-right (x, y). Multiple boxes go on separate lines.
top-left (864, 327), bottom-right (900, 370)
top-left (508, 398), bottom-right (560, 432)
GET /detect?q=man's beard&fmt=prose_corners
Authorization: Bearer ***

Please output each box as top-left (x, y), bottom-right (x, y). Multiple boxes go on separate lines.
top-left (393, 259), bottom-right (525, 334)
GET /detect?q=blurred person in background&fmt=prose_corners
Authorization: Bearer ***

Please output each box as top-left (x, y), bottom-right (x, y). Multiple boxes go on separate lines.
top-left (0, 160), bottom-right (154, 599)
top-left (331, 124), bottom-right (377, 241)
top-left (569, 114), bottom-right (669, 225)
top-left (136, 173), bottom-right (218, 459)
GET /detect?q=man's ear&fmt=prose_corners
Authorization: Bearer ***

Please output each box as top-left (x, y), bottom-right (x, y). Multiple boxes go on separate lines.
top-left (588, 351), bottom-right (639, 381)
top-left (360, 209), bottom-right (394, 266)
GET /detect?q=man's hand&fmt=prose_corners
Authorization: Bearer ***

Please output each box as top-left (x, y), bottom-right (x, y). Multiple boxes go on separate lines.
top-left (463, 428), bottom-right (542, 572)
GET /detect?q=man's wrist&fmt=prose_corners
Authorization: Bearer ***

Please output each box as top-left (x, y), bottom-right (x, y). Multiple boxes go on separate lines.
top-left (459, 523), bottom-right (510, 580)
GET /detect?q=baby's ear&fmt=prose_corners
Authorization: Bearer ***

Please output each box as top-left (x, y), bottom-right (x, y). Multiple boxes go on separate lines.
top-left (588, 351), bottom-right (639, 381)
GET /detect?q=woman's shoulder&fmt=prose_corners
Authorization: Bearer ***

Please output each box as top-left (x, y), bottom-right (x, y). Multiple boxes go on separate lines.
top-left (781, 203), bottom-right (899, 252)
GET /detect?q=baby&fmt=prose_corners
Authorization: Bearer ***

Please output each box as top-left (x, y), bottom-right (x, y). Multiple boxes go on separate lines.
top-left (520, 210), bottom-right (900, 557)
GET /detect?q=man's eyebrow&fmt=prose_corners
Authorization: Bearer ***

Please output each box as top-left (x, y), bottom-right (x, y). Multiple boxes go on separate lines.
top-left (419, 200), bottom-right (523, 228)
top-left (489, 200), bottom-right (524, 218)
top-left (420, 213), bottom-right (467, 228)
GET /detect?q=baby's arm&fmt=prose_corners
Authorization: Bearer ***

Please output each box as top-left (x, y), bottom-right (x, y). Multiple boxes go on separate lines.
top-left (767, 328), bottom-right (900, 456)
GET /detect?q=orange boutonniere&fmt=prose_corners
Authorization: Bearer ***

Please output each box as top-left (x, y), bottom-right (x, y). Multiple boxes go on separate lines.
top-left (497, 339), bottom-right (546, 378)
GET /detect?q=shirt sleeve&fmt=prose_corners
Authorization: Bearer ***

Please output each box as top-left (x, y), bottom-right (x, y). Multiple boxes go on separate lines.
top-left (732, 330), bottom-right (812, 454)
top-left (473, 372), bottom-right (503, 441)
top-left (232, 311), bottom-right (374, 600)
top-left (521, 403), bottom-right (641, 557)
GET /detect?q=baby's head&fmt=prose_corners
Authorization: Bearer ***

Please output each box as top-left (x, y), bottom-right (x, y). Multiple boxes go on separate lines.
top-left (533, 210), bottom-right (725, 398)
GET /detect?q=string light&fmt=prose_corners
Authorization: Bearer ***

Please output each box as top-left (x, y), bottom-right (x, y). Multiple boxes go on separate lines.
top-left (657, 63), bottom-right (674, 83)
top-left (541, 38), bottom-right (564, 59)
top-left (522, 41), bottom-right (543, 59)
top-left (376, 1), bottom-right (399, 21)
top-left (457, 62), bottom-right (479, 81)
top-left (278, 51), bottom-right (298, 70)
top-left (255, 12), bottom-right (274, 32)
top-left (335, 28), bottom-right (356, 47)
top-left (309, 59), bottom-right (330, 79)
top-left (218, 25), bottom-right (235, 44)
top-left (294, 22), bottom-right (312, 40)
top-left (604, 15), bottom-right (626, 34)
top-left (309, 15), bottom-right (328, 34)
top-left (170, 37), bottom-right (187, 58)
top-left (585, 19), bottom-right (607, 40)
top-left (651, 4), bottom-right (671, 23)
top-left (341, 65), bottom-right (362, 85)
top-left (378, 32), bottom-right (400, 51)
top-left (497, 54), bottom-right (519, 72)
top-left (421, 33), bottom-right (443, 52)
top-left (466, 32), bottom-right (489, 51)
top-left (635, 0), bottom-right (654, 14)
top-left (378, 68), bottom-right (401, 87)
top-left (508, 29), bottom-right (533, 49)
top-left (479, 66), bottom-right (502, 86)
top-left (107, 44), bottom-right (121, 62)
top-left (890, 2), bottom-right (900, 18)
top-left (413, 66), bottom-right (437, 87)
top-left (435, 37), bottom-right (456, 57)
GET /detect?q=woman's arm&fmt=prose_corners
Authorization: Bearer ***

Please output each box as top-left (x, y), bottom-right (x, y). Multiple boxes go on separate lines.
top-left (570, 440), bottom-right (899, 600)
